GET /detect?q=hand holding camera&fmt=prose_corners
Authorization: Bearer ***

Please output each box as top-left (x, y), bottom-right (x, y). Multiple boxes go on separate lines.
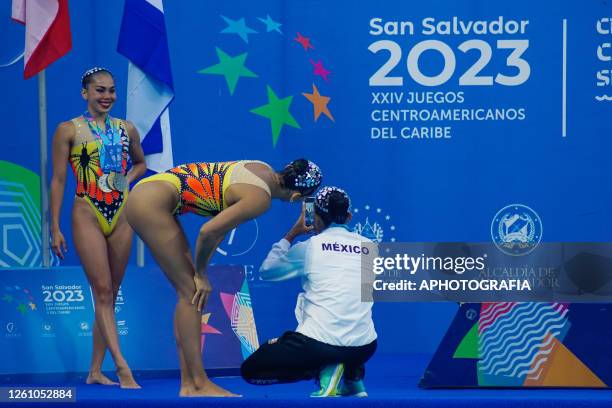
top-left (285, 199), bottom-right (316, 242)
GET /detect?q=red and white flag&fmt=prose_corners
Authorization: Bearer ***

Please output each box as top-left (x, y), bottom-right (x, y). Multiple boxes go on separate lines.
top-left (11, 0), bottom-right (71, 79)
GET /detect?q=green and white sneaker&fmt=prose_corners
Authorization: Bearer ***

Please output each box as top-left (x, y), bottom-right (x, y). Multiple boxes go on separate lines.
top-left (310, 364), bottom-right (344, 397)
top-left (338, 379), bottom-right (368, 397)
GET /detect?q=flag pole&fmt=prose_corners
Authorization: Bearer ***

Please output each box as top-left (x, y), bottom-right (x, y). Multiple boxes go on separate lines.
top-left (137, 238), bottom-right (145, 267)
top-left (38, 69), bottom-right (50, 267)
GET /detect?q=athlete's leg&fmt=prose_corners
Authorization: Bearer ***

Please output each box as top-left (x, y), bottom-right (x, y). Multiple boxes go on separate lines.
top-left (86, 214), bottom-right (134, 386)
top-left (86, 322), bottom-right (118, 385)
top-left (126, 182), bottom-right (237, 397)
top-left (171, 233), bottom-right (196, 395)
top-left (174, 312), bottom-right (195, 393)
top-left (241, 331), bottom-right (323, 384)
top-left (337, 340), bottom-right (377, 382)
top-left (72, 199), bottom-right (139, 389)
top-left (105, 214), bottom-right (139, 387)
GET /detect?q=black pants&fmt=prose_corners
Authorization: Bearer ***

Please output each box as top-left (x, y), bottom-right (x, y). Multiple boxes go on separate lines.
top-left (241, 331), bottom-right (377, 385)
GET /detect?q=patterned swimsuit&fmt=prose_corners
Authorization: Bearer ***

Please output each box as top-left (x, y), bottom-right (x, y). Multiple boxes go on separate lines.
top-left (69, 115), bottom-right (130, 235)
top-left (136, 161), bottom-right (272, 216)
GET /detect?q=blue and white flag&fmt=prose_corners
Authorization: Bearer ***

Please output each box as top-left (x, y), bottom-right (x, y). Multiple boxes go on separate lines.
top-left (117, 0), bottom-right (174, 173)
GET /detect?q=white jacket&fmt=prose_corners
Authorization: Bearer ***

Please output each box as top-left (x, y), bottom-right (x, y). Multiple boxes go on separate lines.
top-left (260, 224), bottom-right (377, 347)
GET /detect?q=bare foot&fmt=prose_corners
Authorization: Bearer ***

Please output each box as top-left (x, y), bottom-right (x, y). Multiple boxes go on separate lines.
top-left (180, 380), bottom-right (240, 397)
top-left (179, 387), bottom-right (193, 397)
top-left (86, 372), bottom-right (118, 386)
top-left (116, 367), bottom-right (141, 389)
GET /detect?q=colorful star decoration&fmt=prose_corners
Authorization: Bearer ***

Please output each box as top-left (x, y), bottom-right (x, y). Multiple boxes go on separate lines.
top-left (2, 294), bottom-right (13, 303)
top-left (310, 59), bottom-right (330, 81)
top-left (303, 84), bottom-right (334, 122)
top-left (198, 47), bottom-right (258, 95)
top-left (257, 15), bottom-right (282, 34)
top-left (28, 302), bottom-right (37, 311)
top-left (17, 303), bottom-right (27, 315)
top-left (251, 85), bottom-right (301, 147)
top-left (294, 32), bottom-right (314, 51)
top-left (220, 15), bottom-right (257, 44)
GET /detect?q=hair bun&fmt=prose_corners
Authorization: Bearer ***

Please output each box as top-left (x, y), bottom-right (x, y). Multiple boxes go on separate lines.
top-left (281, 159), bottom-right (322, 195)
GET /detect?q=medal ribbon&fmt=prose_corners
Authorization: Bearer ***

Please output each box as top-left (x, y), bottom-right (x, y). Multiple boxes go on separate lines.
top-left (83, 111), bottom-right (122, 173)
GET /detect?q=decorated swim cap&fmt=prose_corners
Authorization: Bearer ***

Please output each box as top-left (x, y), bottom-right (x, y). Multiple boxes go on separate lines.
top-left (315, 186), bottom-right (351, 214)
top-left (293, 160), bottom-right (322, 191)
top-left (282, 159), bottom-right (322, 194)
top-left (81, 67), bottom-right (113, 88)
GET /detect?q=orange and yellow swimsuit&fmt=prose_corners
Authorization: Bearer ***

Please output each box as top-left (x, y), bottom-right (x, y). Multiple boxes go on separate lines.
top-left (68, 115), bottom-right (130, 236)
top-left (137, 161), bottom-right (272, 216)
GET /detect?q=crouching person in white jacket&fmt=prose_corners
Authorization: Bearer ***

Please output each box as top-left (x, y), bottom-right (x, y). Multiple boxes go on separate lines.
top-left (241, 186), bottom-right (378, 397)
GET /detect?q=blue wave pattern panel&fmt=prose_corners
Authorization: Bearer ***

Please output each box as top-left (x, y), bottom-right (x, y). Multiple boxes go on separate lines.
top-left (0, 161), bottom-right (60, 267)
top-left (478, 302), bottom-right (570, 386)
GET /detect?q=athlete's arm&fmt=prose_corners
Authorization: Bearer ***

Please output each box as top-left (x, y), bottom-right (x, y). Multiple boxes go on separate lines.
top-left (260, 204), bottom-right (311, 280)
top-left (260, 239), bottom-right (308, 281)
top-left (192, 193), bottom-right (270, 311)
top-left (49, 121), bottom-right (74, 259)
top-left (124, 121), bottom-right (146, 184)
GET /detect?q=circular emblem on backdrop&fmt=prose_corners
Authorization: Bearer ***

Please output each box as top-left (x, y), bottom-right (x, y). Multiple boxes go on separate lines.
top-left (350, 204), bottom-right (397, 253)
top-left (215, 219), bottom-right (259, 257)
top-left (491, 204), bottom-right (542, 256)
top-left (41, 322), bottom-right (55, 336)
top-left (465, 308), bottom-right (477, 321)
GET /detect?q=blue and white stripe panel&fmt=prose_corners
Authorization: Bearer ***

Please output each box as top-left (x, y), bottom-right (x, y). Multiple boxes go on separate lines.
top-left (118, 0), bottom-right (174, 173)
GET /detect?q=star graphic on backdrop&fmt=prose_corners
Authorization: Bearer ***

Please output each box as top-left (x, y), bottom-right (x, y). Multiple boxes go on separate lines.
top-left (220, 15), bottom-right (258, 43)
top-left (251, 86), bottom-right (301, 147)
top-left (198, 47), bottom-right (258, 95)
top-left (17, 303), bottom-right (27, 315)
top-left (257, 15), bottom-right (282, 34)
top-left (2, 294), bottom-right (13, 303)
top-left (294, 32), bottom-right (314, 51)
top-left (310, 60), bottom-right (330, 81)
top-left (303, 84), bottom-right (334, 122)
top-left (28, 302), bottom-right (36, 311)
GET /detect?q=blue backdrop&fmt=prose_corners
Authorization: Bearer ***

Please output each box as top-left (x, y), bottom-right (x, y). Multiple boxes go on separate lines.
top-left (1, 0), bottom-right (610, 373)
